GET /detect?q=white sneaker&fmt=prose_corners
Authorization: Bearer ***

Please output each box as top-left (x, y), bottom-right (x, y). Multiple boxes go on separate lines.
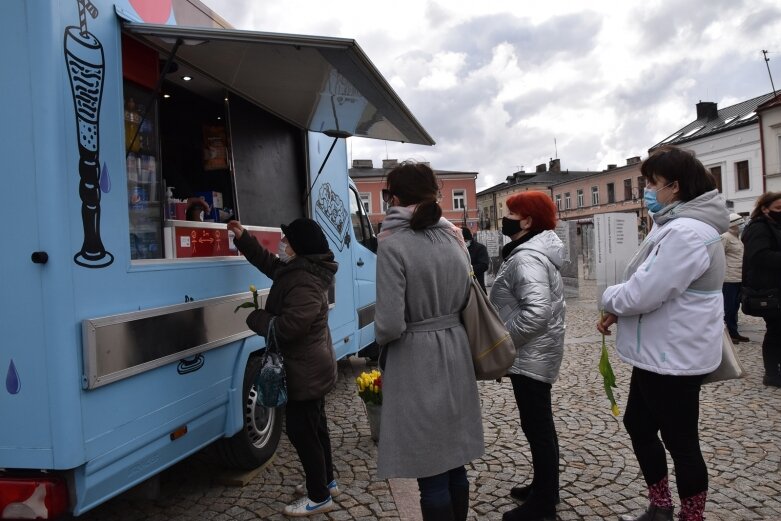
top-left (283, 496), bottom-right (336, 517)
top-left (294, 479), bottom-right (340, 498)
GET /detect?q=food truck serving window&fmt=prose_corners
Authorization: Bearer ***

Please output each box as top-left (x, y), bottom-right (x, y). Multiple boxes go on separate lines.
top-left (120, 21), bottom-right (434, 261)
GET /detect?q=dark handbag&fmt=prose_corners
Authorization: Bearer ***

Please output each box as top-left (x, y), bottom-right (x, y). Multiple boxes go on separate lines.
top-left (255, 317), bottom-right (288, 408)
top-left (741, 286), bottom-right (781, 317)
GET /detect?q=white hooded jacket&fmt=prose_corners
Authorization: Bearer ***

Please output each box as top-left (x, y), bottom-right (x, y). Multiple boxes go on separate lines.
top-left (601, 189), bottom-right (729, 375)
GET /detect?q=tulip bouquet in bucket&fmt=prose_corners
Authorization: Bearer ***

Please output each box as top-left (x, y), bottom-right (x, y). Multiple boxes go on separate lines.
top-left (356, 369), bottom-right (382, 442)
top-left (356, 369), bottom-right (382, 405)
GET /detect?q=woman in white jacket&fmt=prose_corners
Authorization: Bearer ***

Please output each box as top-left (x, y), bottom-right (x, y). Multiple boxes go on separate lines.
top-left (597, 146), bottom-right (728, 521)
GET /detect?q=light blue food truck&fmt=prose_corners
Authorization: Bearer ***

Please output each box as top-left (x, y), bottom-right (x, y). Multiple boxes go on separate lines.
top-left (0, 0), bottom-right (434, 517)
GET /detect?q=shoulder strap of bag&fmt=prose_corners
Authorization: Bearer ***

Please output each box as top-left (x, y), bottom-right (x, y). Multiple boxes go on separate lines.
top-left (266, 316), bottom-right (280, 355)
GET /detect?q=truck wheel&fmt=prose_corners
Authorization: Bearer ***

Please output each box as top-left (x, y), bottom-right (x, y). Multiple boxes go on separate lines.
top-left (358, 342), bottom-right (380, 363)
top-left (214, 355), bottom-right (283, 469)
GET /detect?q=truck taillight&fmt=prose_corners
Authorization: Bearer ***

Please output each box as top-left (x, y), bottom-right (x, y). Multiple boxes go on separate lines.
top-left (0, 477), bottom-right (69, 520)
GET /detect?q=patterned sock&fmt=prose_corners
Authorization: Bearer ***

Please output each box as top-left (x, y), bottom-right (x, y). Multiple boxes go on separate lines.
top-left (648, 475), bottom-right (673, 509)
top-left (678, 491), bottom-right (707, 521)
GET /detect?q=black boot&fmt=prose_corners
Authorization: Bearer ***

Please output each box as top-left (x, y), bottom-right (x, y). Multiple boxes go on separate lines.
top-left (420, 502), bottom-right (454, 521)
top-left (510, 484), bottom-right (560, 505)
top-left (619, 505), bottom-right (674, 521)
top-left (450, 485), bottom-right (469, 521)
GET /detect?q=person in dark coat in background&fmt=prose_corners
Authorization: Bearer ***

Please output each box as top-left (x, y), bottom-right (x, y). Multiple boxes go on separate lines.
top-left (227, 217), bottom-right (340, 517)
top-left (741, 191), bottom-right (781, 388)
top-left (462, 227), bottom-right (490, 291)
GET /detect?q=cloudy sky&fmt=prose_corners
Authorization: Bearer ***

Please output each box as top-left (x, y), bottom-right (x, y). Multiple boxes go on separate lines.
top-left (202, 0), bottom-right (781, 190)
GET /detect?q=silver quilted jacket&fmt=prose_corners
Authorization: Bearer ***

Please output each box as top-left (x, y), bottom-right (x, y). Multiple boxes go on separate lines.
top-left (489, 230), bottom-right (566, 383)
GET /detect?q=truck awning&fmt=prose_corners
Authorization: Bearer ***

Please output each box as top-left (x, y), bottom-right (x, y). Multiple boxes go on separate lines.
top-left (121, 22), bottom-right (435, 146)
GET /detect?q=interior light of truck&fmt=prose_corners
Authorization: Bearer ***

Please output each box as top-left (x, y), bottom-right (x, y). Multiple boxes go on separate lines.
top-left (163, 94), bottom-right (171, 99)
top-left (182, 76), bottom-right (192, 81)
top-left (0, 477), bottom-right (69, 520)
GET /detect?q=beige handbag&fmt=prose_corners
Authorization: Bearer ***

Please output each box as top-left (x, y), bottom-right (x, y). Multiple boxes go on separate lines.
top-left (702, 328), bottom-right (745, 384)
top-left (461, 275), bottom-right (516, 380)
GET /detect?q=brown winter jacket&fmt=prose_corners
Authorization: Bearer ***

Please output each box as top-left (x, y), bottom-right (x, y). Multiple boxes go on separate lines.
top-left (235, 232), bottom-right (338, 401)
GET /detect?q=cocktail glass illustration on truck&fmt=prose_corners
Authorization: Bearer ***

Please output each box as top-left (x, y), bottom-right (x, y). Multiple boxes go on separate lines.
top-left (64, 0), bottom-right (113, 268)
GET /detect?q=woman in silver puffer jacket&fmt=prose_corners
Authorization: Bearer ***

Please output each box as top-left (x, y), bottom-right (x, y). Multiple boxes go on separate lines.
top-left (489, 191), bottom-right (566, 521)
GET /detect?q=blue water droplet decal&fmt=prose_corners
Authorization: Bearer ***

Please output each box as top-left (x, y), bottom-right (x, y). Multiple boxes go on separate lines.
top-left (100, 162), bottom-right (111, 193)
top-left (6, 359), bottom-right (20, 395)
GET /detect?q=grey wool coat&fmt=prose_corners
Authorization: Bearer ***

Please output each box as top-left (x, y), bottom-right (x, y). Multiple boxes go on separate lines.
top-left (374, 211), bottom-right (485, 479)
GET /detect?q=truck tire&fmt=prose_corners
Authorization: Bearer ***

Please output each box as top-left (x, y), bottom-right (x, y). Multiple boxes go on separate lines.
top-left (358, 341), bottom-right (380, 363)
top-left (214, 354), bottom-right (283, 469)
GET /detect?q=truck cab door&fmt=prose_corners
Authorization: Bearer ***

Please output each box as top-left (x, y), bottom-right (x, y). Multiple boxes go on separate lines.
top-left (347, 185), bottom-right (377, 349)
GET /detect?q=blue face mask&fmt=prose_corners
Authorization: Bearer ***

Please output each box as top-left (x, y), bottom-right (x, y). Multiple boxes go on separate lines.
top-left (643, 182), bottom-right (674, 213)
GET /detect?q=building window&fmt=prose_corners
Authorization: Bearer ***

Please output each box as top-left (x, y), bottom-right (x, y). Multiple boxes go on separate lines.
top-left (607, 183), bottom-right (615, 204)
top-left (591, 186), bottom-right (599, 206)
top-left (709, 166), bottom-right (722, 193)
top-left (778, 135), bottom-right (781, 173)
top-left (453, 189), bottom-right (466, 210)
top-left (359, 192), bottom-right (371, 214)
top-left (564, 192), bottom-right (571, 209)
top-left (637, 176), bottom-right (646, 198)
top-left (577, 189), bottom-right (584, 208)
top-left (555, 194), bottom-right (562, 210)
top-left (624, 179), bottom-right (632, 201)
top-left (735, 161), bottom-right (749, 190)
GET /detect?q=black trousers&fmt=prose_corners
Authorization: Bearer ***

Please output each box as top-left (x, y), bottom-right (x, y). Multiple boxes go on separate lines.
top-left (509, 374), bottom-right (559, 506)
top-left (722, 282), bottom-right (741, 337)
top-left (285, 397), bottom-right (334, 503)
top-left (623, 367), bottom-right (707, 499)
top-left (763, 318), bottom-right (781, 378)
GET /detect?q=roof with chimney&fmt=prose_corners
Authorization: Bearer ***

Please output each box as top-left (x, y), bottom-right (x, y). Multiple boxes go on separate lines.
top-left (477, 159), bottom-right (597, 196)
top-left (649, 92), bottom-right (777, 151)
top-left (349, 159), bottom-right (477, 179)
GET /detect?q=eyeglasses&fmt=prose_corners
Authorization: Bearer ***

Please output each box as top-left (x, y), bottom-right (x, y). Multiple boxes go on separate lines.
top-left (381, 189), bottom-right (393, 203)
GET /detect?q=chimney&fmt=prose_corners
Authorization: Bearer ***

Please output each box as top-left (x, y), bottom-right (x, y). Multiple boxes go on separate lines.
top-left (696, 101), bottom-right (719, 121)
top-left (535, 163), bottom-right (547, 173)
top-left (382, 159), bottom-right (398, 169)
top-left (607, 164), bottom-right (617, 170)
top-left (352, 159), bottom-right (373, 168)
top-left (549, 158), bottom-right (561, 172)
top-left (626, 156), bottom-right (641, 165)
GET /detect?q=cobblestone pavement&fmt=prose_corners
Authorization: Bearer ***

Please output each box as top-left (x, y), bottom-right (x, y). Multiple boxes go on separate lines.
top-left (77, 277), bottom-right (781, 521)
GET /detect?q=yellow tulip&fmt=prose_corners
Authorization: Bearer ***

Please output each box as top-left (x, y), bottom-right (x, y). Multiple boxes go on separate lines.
top-left (249, 284), bottom-right (257, 293)
top-left (611, 403), bottom-right (620, 416)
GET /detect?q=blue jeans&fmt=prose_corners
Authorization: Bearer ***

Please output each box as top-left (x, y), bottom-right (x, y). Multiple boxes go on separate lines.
top-left (417, 466), bottom-right (468, 512)
top-left (722, 282), bottom-right (741, 336)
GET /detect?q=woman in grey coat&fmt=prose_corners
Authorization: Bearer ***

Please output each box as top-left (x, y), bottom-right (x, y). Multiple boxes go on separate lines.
top-left (375, 161), bottom-right (484, 521)
top-left (489, 191), bottom-right (565, 521)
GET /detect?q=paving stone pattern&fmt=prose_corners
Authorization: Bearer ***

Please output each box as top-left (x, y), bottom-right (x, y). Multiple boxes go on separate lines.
top-left (76, 277), bottom-right (781, 520)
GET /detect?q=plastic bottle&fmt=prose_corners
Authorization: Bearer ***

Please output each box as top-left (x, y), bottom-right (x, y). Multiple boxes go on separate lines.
top-left (166, 187), bottom-right (176, 220)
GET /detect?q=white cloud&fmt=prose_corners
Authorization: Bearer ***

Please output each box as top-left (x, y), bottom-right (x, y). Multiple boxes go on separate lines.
top-left (202, 0), bottom-right (781, 190)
